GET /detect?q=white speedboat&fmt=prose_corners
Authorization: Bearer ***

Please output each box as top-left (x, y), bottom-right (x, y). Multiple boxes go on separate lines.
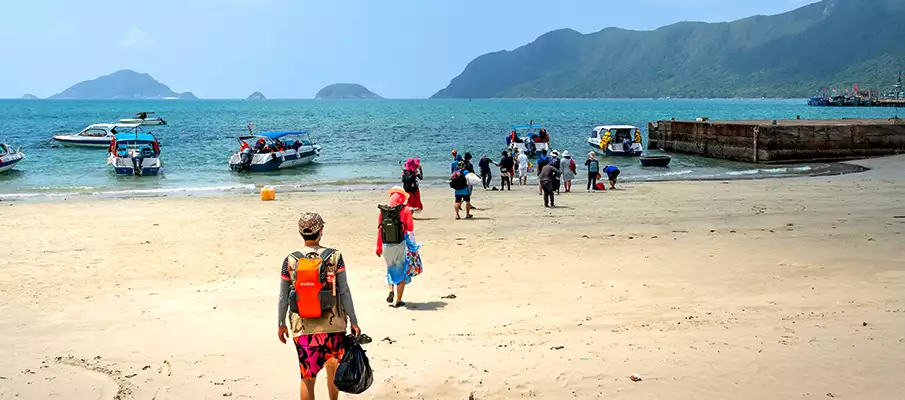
top-left (53, 123), bottom-right (141, 148)
top-left (504, 124), bottom-right (550, 158)
top-left (0, 143), bottom-right (25, 173)
top-left (119, 112), bottom-right (167, 126)
top-left (106, 132), bottom-right (162, 176)
top-left (229, 131), bottom-right (321, 172)
top-left (588, 125), bottom-right (643, 156)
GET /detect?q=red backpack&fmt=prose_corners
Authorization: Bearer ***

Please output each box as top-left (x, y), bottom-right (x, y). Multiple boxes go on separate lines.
top-left (287, 249), bottom-right (338, 318)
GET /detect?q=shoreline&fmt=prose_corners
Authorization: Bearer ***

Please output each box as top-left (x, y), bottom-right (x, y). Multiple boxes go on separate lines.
top-left (0, 160), bottom-right (869, 203)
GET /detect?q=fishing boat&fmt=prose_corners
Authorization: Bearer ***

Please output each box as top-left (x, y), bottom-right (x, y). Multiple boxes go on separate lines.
top-left (106, 132), bottom-right (162, 176)
top-left (639, 155), bottom-right (672, 167)
top-left (0, 143), bottom-right (25, 173)
top-left (119, 112), bottom-right (167, 126)
top-left (229, 131), bottom-right (322, 172)
top-left (587, 125), bottom-right (643, 156)
top-left (52, 123), bottom-right (141, 148)
top-left (504, 125), bottom-right (550, 158)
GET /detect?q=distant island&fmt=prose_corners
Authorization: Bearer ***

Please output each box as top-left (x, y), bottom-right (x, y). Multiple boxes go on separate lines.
top-left (315, 83), bottom-right (382, 99)
top-left (432, 0), bottom-right (905, 99)
top-left (49, 69), bottom-right (197, 100)
top-left (21, 94), bottom-right (38, 100)
top-left (246, 91), bottom-right (267, 100)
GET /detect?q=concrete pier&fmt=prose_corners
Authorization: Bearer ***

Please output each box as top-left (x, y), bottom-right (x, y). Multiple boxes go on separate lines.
top-left (648, 118), bottom-right (905, 163)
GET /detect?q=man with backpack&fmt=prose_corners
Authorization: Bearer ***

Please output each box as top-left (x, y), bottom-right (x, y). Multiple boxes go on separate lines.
top-left (450, 161), bottom-right (473, 219)
top-left (278, 212), bottom-right (361, 400)
top-left (585, 152), bottom-right (601, 192)
top-left (498, 150), bottom-right (514, 190)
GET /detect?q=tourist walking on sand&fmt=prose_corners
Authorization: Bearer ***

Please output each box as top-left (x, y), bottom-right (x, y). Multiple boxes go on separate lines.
top-left (402, 158), bottom-right (423, 211)
top-left (377, 187), bottom-right (423, 308)
top-left (478, 155), bottom-right (497, 190)
top-left (585, 152), bottom-right (601, 192)
top-left (450, 161), bottom-right (473, 219)
top-left (278, 212), bottom-right (361, 400)
top-left (539, 161), bottom-right (559, 208)
top-left (517, 149), bottom-right (529, 186)
top-left (561, 151), bottom-right (577, 193)
top-left (550, 150), bottom-right (562, 194)
top-left (536, 149), bottom-right (551, 195)
top-left (604, 165), bottom-right (621, 189)
top-left (499, 150), bottom-right (514, 190)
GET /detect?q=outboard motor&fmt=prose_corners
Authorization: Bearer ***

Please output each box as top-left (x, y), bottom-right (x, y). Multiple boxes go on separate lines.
top-left (131, 153), bottom-right (144, 176)
top-left (239, 147), bottom-right (254, 171)
top-left (525, 140), bottom-right (537, 158)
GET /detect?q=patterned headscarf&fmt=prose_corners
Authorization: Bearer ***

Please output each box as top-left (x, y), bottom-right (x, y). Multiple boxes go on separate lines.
top-left (298, 212), bottom-right (325, 236)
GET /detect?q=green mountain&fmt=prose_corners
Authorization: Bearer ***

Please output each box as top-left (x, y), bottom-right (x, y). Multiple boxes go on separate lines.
top-left (246, 91), bottom-right (267, 100)
top-left (433, 0), bottom-right (905, 99)
top-left (315, 83), bottom-right (382, 99)
top-left (50, 69), bottom-right (197, 100)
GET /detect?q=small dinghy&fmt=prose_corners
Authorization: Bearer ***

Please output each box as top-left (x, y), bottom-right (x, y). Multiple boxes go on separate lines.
top-left (639, 155), bottom-right (672, 167)
top-left (0, 143), bottom-right (25, 173)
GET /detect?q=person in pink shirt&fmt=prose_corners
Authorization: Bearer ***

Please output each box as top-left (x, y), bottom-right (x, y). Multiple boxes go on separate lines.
top-left (376, 187), bottom-right (422, 307)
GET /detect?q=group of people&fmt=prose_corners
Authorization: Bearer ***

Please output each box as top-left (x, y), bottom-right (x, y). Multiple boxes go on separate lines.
top-left (274, 148), bottom-right (625, 400)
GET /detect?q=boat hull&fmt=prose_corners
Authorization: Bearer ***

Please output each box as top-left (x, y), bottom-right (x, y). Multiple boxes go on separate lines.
top-left (107, 154), bottom-right (162, 176)
top-left (119, 118), bottom-right (167, 126)
top-left (587, 141), bottom-right (643, 157)
top-left (53, 135), bottom-right (113, 148)
top-left (229, 147), bottom-right (319, 172)
top-left (0, 155), bottom-right (24, 173)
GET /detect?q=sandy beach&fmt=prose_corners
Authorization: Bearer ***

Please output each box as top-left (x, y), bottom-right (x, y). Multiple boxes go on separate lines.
top-left (1, 155), bottom-right (904, 400)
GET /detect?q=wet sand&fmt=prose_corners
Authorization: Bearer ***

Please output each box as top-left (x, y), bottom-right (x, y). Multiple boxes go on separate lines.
top-left (1, 155), bottom-right (904, 399)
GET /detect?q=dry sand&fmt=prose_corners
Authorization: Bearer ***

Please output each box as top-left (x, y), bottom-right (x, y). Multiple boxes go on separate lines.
top-left (1, 156), bottom-right (904, 400)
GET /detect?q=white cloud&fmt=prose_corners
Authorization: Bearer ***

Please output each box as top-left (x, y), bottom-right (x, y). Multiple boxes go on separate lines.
top-left (119, 27), bottom-right (155, 48)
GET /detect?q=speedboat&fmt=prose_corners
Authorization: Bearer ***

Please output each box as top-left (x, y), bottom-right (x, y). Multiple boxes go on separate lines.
top-left (587, 125), bottom-right (643, 156)
top-left (0, 143), bottom-right (25, 173)
top-left (504, 125), bottom-right (550, 158)
top-left (106, 132), bottom-right (162, 176)
top-left (119, 112), bottom-right (167, 126)
top-left (52, 123), bottom-right (141, 148)
top-left (229, 131), bottom-right (322, 172)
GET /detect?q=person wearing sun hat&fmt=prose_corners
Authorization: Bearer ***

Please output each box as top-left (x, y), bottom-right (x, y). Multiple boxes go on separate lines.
top-left (585, 152), bottom-right (601, 192)
top-left (376, 187), bottom-right (422, 307)
top-left (278, 212), bottom-right (361, 400)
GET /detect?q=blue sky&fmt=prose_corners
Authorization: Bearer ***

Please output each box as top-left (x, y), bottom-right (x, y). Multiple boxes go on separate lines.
top-left (0, 0), bottom-right (817, 99)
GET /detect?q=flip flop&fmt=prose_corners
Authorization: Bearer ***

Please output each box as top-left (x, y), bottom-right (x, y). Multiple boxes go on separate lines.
top-left (465, 215), bottom-right (474, 219)
top-left (394, 301), bottom-right (407, 308)
top-left (386, 291), bottom-right (394, 303)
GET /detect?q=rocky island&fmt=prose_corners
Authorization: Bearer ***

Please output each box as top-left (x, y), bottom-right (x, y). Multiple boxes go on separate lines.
top-left (49, 69), bottom-right (197, 100)
top-left (315, 83), bottom-right (382, 99)
top-left (21, 94), bottom-right (38, 99)
top-left (246, 91), bottom-right (267, 100)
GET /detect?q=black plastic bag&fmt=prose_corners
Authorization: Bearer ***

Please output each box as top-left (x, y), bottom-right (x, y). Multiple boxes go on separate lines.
top-left (334, 336), bottom-right (373, 394)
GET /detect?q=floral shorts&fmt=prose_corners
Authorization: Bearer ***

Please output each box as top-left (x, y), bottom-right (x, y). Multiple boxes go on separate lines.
top-left (293, 332), bottom-right (345, 379)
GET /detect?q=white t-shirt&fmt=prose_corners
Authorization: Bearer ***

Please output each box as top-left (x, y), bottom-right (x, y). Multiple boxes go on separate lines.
top-left (517, 154), bottom-right (529, 170)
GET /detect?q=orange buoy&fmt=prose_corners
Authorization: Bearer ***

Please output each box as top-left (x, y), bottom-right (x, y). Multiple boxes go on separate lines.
top-left (260, 186), bottom-right (276, 201)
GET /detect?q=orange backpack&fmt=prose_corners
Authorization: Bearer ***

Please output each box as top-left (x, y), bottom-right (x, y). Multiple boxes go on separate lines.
top-left (287, 249), bottom-right (337, 318)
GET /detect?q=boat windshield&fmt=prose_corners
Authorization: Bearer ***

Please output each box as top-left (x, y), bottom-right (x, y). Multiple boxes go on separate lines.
top-left (80, 127), bottom-right (110, 137)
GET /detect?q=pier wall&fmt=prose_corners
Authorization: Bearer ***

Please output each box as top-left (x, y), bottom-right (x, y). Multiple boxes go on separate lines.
top-left (648, 119), bottom-right (905, 163)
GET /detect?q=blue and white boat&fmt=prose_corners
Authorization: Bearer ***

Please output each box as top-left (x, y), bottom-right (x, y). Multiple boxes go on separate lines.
top-left (0, 143), bottom-right (25, 173)
top-left (587, 125), bottom-right (643, 156)
top-left (106, 132), bottom-right (162, 176)
top-left (53, 123), bottom-right (141, 148)
top-left (229, 131), bottom-right (322, 172)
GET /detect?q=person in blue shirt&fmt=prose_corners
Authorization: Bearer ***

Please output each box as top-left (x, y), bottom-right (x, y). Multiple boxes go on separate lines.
top-left (535, 149), bottom-right (551, 195)
top-left (450, 150), bottom-right (462, 174)
top-left (604, 165), bottom-right (621, 189)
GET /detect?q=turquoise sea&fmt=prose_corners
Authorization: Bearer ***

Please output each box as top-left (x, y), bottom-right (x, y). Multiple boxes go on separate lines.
top-left (0, 99), bottom-right (900, 200)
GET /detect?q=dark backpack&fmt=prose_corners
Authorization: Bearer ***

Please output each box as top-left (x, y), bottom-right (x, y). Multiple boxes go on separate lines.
top-left (449, 171), bottom-right (467, 190)
top-left (402, 170), bottom-right (417, 192)
top-left (378, 204), bottom-right (405, 244)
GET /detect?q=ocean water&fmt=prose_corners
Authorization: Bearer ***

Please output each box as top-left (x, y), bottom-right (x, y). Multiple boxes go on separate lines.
top-left (0, 99), bottom-right (899, 199)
